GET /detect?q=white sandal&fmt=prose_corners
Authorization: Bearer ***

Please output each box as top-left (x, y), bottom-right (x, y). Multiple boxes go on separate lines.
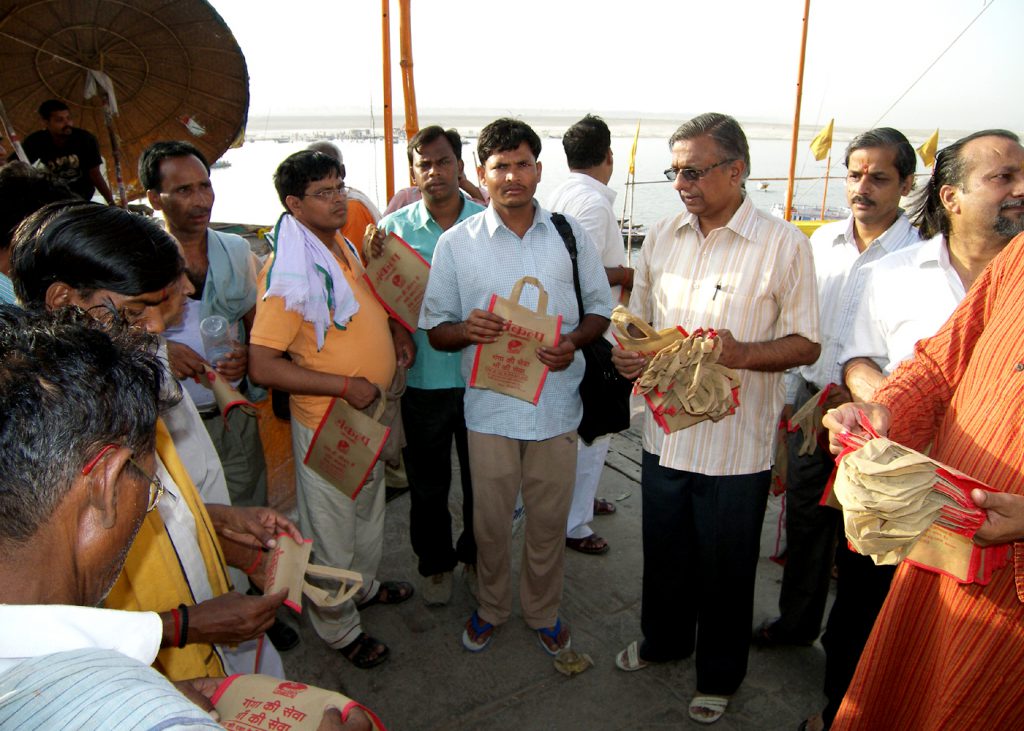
top-left (688, 695), bottom-right (729, 724)
top-left (614, 640), bottom-right (650, 672)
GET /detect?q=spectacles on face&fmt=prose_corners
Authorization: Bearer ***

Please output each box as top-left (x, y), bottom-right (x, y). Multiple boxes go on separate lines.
top-left (82, 445), bottom-right (164, 513)
top-left (127, 457), bottom-right (165, 513)
top-left (663, 159), bottom-right (736, 182)
top-left (303, 183), bottom-right (347, 201)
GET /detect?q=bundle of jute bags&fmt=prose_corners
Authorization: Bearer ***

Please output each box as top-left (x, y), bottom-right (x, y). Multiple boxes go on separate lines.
top-left (610, 306), bottom-right (739, 433)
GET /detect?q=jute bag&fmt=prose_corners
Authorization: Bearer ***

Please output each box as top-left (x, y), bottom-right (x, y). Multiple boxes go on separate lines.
top-left (263, 535), bottom-right (363, 613)
top-left (303, 397), bottom-right (390, 499)
top-left (831, 423), bottom-right (1009, 584)
top-left (612, 308), bottom-right (740, 433)
top-left (361, 225), bottom-right (431, 333)
top-left (212, 673), bottom-right (386, 731)
top-left (787, 384), bottom-right (832, 455)
top-left (469, 276), bottom-right (562, 404)
top-left (201, 364), bottom-right (257, 425)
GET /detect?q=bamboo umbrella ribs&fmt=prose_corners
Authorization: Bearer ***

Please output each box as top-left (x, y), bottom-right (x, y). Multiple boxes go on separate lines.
top-left (0, 0), bottom-right (249, 202)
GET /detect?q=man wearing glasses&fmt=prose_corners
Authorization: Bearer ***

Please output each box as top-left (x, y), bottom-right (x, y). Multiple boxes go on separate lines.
top-left (250, 150), bottom-right (416, 671)
top-left (611, 113), bottom-right (819, 724)
top-left (10, 201), bottom-right (302, 681)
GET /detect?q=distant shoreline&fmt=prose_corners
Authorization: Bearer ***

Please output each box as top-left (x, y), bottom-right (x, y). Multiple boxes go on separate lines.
top-left (246, 111), bottom-right (963, 144)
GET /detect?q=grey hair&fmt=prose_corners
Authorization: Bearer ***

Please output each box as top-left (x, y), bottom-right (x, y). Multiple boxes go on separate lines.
top-left (668, 113), bottom-right (751, 181)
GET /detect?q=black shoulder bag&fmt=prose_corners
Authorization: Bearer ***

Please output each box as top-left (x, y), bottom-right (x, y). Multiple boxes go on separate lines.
top-left (550, 213), bottom-right (632, 444)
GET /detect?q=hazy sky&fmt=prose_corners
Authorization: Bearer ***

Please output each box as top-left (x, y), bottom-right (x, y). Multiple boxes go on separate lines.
top-left (211, 0), bottom-right (1021, 134)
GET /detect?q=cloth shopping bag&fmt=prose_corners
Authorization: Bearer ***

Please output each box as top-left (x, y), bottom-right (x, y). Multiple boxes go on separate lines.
top-left (303, 397), bottom-right (390, 499)
top-left (469, 276), bottom-right (562, 404)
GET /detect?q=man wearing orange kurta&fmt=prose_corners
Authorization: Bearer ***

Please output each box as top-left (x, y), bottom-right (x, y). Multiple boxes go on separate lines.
top-left (824, 224), bottom-right (1024, 728)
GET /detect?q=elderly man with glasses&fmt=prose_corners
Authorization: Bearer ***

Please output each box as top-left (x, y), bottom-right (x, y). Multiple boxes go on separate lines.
top-left (611, 113), bottom-right (820, 724)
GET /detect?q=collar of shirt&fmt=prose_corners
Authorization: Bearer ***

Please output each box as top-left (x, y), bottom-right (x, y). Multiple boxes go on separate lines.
top-left (484, 199), bottom-right (550, 238)
top-left (406, 193), bottom-right (477, 232)
top-left (0, 604), bottom-right (162, 669)
top-left (835, 212), bottom-right (915, 254)
top-left (564, 172), bottom-right (617, 207)
top-left (676, 194), bottom-right (759, 243)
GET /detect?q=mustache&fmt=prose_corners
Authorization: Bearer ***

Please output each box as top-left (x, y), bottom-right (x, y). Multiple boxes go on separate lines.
top-left (851, 195), bottom-right (875, 207)
top-left (1000, 198), bottom-right (1024, 211)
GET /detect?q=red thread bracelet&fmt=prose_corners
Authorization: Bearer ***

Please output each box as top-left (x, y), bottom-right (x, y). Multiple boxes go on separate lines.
top-left (243, 548), bottom-right (264, 576)
top-left (170, 607), bottom-right (181, 648)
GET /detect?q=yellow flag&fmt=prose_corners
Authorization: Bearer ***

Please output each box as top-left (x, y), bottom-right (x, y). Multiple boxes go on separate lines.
top-left (917, 129), bottom-right (939, 167)
top-left (809, 119), bottom-right (834, 161)
top-left (628, 120), bottom-right (640, 176)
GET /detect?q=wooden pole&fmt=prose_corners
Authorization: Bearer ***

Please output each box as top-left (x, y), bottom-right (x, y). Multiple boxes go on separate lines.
top-left (783, 0), bottom-right (812, 222)
top-left (399, 0), bottom-right (419, 175)
top-left (819, 149), bottom-right (831, 220)
top-left (381, 0), bottom-right (395, 203)
top-left (99, 95), bottom-right (127, 206)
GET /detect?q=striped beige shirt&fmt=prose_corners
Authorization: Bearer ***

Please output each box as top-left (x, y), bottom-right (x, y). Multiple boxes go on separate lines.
top-left (631, 195), bottom-right (819, 475)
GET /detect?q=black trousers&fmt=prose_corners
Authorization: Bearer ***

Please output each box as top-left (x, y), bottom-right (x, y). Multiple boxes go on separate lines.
top-left (820, 543), bottom-right (895, 728)
top-left (401, 386), bottom-right (476, 576)
top-left (639, 451), bottom-right (770, 695)
top-left (774, 382), bottom-right (841, 642)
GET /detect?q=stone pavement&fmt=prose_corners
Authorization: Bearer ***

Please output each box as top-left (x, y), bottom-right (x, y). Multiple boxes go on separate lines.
top-left (276, 426), bottom-right (831, 731)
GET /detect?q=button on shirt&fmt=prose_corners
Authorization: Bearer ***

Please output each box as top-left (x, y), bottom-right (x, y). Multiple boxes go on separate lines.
top-left (379, 194), bottom-right (485, 390)
top-left (421, 202), bottom-right (613, 441)
top-left (630, 195), bottom-right (819, 475)
top-left (797, 214), bottom-right (920, 390)
top-left (840, 234), bottom-right (966, 374)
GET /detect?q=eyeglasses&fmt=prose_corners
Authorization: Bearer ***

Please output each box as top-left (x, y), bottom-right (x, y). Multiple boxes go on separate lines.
top-left (128, 457), bottom-right (165, 513)
top-left (663, 159), bottom-right (736, 182)
top-left (303, 183), bottom-right (347, 201)
top-left (82, 445), bottom-right (164, 513)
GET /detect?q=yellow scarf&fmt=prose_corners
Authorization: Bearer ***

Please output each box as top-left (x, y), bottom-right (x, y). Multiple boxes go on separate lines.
top-left (104, 419), bottom-right (231, 680)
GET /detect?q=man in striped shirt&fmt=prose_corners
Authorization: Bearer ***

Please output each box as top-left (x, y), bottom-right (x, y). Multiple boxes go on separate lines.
top-left (611, 113), bottom-right (820, 724)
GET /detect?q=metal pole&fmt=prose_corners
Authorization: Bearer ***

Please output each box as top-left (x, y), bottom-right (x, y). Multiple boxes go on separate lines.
top-left (381, 0), bottom-right (395, 203)
top-left (784, 0), bottom-right (812, 222)
top-left (819, 149), bottom-right (831, 220)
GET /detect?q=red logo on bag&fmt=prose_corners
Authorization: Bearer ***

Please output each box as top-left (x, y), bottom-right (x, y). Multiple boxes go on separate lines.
top-left (392, 274), bottom-right (403, 287)
top-left (273, 681), bottom-right (309, 698)
top-left (336, 440), bottom-right (350, 452)
top-left (508, 339), bottom-right (523, 354)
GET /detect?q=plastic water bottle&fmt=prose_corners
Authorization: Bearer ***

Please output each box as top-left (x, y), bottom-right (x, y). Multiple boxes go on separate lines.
top-left (200, 315), bottom-right (233, 366)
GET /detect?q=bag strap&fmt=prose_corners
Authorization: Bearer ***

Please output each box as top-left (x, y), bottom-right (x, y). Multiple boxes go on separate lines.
top-left (550, 213), bottom-right (585, 318)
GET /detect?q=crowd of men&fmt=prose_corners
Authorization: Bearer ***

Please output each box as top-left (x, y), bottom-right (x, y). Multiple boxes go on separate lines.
top-left (0, 97), bottom-right (1023, 729)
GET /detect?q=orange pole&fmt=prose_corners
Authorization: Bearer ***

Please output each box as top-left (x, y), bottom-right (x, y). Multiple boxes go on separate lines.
top-left (819, 149), bottom-right (831, 219)
top-left (381, 0), bottom-right (395, 203)
top-left (399, 0), bottom-right (418, 144)
top-left (784, 0), bottom-right (811, 222)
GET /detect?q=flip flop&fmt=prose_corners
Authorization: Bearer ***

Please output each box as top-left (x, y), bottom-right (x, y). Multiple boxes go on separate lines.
top-left (536, 618), bottom-right (571, 656)
top-left (614, 640), bottom-right (650, 672)
top-left (688, 695), bottom-right (729, 724)
top-left (461, 611), bottom-right (495, 652)
top-left (565, 534), bottom-right (610, 555)
top-left (356, 580), bottom-right (414, 610)
top-left (594, 498), bottom-right (617, 515)
top-left (338, 632), bottom-right (389, 670)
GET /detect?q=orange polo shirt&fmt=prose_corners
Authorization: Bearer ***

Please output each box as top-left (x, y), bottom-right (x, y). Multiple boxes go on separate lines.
top-left (251, 236), bottom-right (395, 429)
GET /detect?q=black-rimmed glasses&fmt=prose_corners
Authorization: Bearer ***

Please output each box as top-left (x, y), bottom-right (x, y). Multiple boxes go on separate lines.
top-left (663, 159), bottom-right (736, 182)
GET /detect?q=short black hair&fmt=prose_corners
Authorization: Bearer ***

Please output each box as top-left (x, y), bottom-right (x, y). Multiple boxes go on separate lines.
top-left (0, 305), bottom-right (167, 544)
top-left (562, 115), bottom-right (611, 170)
top-left (11, 201), bottom-right (185, 309)
top-left (668, 113), bottom-right (751, 181)
top-left (138, 141), bottom-right (211, 191)
top-left (407, 126), bottom-right (462, 166)
top-left (38, 99), bottom-right (69, 120)
top-left (477, 118), bottom-right (541, 163)
top-left (908, 129), bottom-right (1021, 239)
top-left (273, 150), bottom-right (342, 210)
top-left (844, 128), bottom-right (917, 180)
top-left (0, 162), bottom-right (75, 252)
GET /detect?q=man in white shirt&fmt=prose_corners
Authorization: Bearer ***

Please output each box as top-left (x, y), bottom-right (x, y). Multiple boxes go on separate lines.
top-left (756, 129), bottom-right (920, 650)
top-left (798, 129), bottom-right (1024, 731)
top-left (611, 113), bottom-right (819, 724)
top-left (547, 114), bottom-right (633, 556)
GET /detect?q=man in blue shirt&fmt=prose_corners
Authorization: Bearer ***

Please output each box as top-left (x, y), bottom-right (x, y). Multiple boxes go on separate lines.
top-left (422, 118), bottom-right (612, 655)
top-left (375, 126), bottom-right (485, 606)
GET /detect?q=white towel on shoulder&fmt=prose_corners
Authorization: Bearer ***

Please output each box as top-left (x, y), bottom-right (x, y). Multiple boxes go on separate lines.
top-left (264, 214), bottom-right (359, 350)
